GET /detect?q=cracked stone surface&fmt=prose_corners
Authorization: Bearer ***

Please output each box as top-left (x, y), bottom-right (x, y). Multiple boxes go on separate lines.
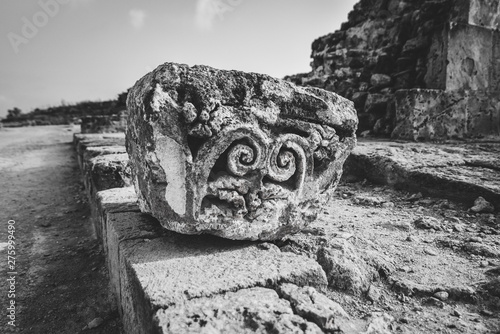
top-left (84, 153), bottom-right (132, 195)
top-left (126, 62), bottom-right (358, 240)
top-left (344, 140), bottom-right (500, 209)
top-left (101, 209), bottom-right (327, 333)
top-left (154, 287), bottom-right (324, 334)
top-left (277, 283), bottom-right (351, 332)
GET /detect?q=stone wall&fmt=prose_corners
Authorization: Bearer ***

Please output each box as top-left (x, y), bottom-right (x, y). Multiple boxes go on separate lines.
top-left (286, 0), bottom-right (500, 140)
top-left (80, 112), bottom-right (127, 134)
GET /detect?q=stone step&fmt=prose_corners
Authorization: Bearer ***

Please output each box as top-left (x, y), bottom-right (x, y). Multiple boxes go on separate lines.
top-left (96, 187), bottom-right (329, 334)
top-left (344, 140), bottom-right (500, 210)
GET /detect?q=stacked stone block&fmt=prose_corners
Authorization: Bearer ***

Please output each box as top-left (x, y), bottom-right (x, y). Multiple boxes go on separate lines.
top-left (80, 112), bottom-right (127, 134)
top-left (287, 0), bottom-right (500, 140)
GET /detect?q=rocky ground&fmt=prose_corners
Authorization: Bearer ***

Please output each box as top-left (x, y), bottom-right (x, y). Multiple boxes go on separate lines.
top-left (278, 180), bottom-right (500, 333)
top-left (0, 125), bottom-right (499, 333)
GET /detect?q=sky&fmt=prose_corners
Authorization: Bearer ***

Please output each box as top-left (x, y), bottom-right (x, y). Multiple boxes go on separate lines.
top-left (0, 0), bottom-right (357, 118)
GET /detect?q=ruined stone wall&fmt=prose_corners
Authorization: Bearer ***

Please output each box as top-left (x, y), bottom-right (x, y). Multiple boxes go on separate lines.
top-left (80, 112), bottom-right (127, 134)
top-left (286, 0), bottom-right (500, 140)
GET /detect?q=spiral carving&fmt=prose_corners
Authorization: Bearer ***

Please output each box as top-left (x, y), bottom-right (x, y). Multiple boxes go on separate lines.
top-left (227, 139), bottom-right (264, 177)
top-left (267, 135), bottom-right (307, 187)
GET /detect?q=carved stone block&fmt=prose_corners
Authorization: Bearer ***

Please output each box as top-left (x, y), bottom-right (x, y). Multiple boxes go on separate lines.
top-left (126, 62), bottom-right (358, 240)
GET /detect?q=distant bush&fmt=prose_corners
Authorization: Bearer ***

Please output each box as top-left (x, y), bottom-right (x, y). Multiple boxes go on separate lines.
top-left (1, 90), bottom-right (129, 127)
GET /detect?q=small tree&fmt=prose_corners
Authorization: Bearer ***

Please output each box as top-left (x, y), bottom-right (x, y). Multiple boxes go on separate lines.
top-left (6, 107), bottom-right (22, 119)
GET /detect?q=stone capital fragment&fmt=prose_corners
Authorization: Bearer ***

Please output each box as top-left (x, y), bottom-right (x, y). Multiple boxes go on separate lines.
top-left (126, 62), bottom-right (358, 240)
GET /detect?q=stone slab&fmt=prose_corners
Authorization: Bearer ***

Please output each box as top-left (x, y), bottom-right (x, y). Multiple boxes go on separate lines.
top-left (73, 132), bottom-right (125, 146)
top-left (446, 23), bottom-right (500, 92)
top-left (94, 186), bottom-right (139, 250)
top-left (392, 89), bottom-right (500, 141)
top-left (153, 283), bottom-right (391, 334)
top-left (452, 0), bottom-right (500, 30)
top-left (82, 153), bottom-right (132, 240)
top-left (154, 287), bottom-right (323, 334)
top-left (344, 140), bottom-right (500, 210)
top-left (82, 145), bottom-right (127, 166)
top-left (104, 210), bottom-right (327, 334)
top-left (74, 134), bottom-right (126, 170)
top-left (84, 153), bottom-right (131, 198)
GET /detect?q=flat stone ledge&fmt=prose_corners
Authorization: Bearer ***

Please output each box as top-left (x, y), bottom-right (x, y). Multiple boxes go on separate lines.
top-left (94, 186), bottom-right (139, 249)
top-left (96, 186), bottom-right (140, 215)
top-left (82, 145), bottom-right (127, 165)
top-left (344, 140), bottom-right (500, 209)
top-left (84, 153), bottom-right (131, 196)
top-left (82, 153), bottom-right (132, 240)
top-left (104, 210), bottom-right (327, 334)
top-left (75, 136), bottom-right (126, 170)
top-left (77, 137), bottom-right (127, 158)
top-left (73, 132), bottom-right (125, 146)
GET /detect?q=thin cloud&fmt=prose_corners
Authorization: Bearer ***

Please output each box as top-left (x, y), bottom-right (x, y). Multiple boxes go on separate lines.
top-left (195, 0), bottom-right (235, 31)
top-left (129, 9), bottom-right (146, 30)
top-left (196, 0), bottom-right (216, 30)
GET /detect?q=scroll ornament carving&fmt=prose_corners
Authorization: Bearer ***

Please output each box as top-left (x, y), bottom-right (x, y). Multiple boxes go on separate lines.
top-left (126, 62), bottom-right (358, 240)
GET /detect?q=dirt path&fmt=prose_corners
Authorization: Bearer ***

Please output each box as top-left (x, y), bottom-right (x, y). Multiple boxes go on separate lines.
top-left (0, 126), bottom-right (121, 334)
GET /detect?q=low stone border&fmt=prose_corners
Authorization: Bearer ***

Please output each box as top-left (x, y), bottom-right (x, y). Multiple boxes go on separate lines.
top-left (74, 133), bottom-right (387, 334)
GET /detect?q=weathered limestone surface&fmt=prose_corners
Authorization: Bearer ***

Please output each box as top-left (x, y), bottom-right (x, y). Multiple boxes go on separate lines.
top-left (94, 186), bottom-right (139, 248)
top-left (84, 153), bottom-right (132, 195)
top-left (74, 133), bottom-right (356, 334)
top-left (446, 23), bottom-right (500, 92)
top-left (344, 140), bottom-right (500, 209)
top-left (277, 283), bottom-right (351, 332)
top-left (82, 145), bottom-right (127, 165)
top-left (126, 62), bottom-right (358, 240)
top-left (154, 287), bottom-right (324, 334)
top-left (154, 285), bottom-right (395, 334)
top-left (74, 133), bottom-right (125, 169)
top-left (454, 0), bottom-right (500, 29)
top-left (73, 132), bottom-right (125, 145)
top-left (392, 89), bottom-right (500, 140)
top-left (286, 0), bottom-right (500, 140)
top-left (73, 133), bottom-right (133, 239)
top-left (105, 210), bottom-right (327, 334)
top-left (89, 187), bottom-right (334, 334)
